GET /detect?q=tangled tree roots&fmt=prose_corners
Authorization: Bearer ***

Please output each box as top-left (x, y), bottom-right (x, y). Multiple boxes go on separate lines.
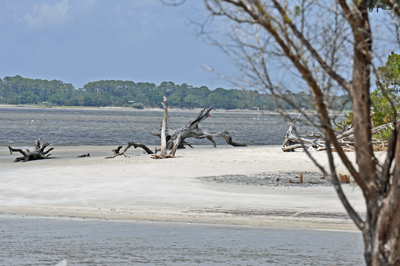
top-left (8, 137), bottom-right (54, 162)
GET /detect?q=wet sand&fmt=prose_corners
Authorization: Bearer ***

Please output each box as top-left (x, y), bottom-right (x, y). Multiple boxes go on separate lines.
top-left (0, 145), bottom-right (377, 230)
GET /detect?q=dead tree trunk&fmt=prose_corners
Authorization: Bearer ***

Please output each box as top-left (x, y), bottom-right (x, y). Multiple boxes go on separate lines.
top-left (8, 137), bottom-right (54, 162)
top-left (152, 106), bottom-right (246, 149)
top-left (158, 96), bottom-right (169, 158)
top-left (152, 96), bottom-right (179, 159)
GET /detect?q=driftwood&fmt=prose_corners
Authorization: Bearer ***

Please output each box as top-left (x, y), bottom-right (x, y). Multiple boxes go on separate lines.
top-left (106, 142), bottom-right (154, 159)
top-left (77, 153), bottom-right (90, 158)
top-left (8, 137), bottom-right (54, 162)
top-left (282, 111), bottom-right (391, 152)
top-left (151, 96), bottom-right (179, 159)
top-left (109, 96), bottom-right (246, 160)
top-left (131, 142), bottom-right (156, 154)
top-left (152, 104), bottom-right (246, 150)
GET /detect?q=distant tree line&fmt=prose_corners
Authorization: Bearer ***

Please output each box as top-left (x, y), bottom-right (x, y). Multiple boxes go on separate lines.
top-left (0, 75), bottom-right (352, 110)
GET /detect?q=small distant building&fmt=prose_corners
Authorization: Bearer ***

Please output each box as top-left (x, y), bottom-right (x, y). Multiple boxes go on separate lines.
top-left (128, 100), bottom-right (135, 104)
top-left (252, 107), bottom-right (260, 111)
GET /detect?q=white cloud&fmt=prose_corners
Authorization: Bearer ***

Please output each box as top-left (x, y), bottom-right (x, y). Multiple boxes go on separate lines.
top-left (23, 0), bottom-right (71, 28)
top-left (74, 0), bottom-right (98, 13)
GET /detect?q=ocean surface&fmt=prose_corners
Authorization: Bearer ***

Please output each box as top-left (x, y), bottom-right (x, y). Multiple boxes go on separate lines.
top-left (0, 107), bottom-right (321, 147)
top-left (0, 215), bottom-right (364, 266)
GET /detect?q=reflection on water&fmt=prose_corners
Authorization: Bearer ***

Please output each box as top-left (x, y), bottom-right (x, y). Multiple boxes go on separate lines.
top-left (0, 108), bottom-right (320, 146)
top-left (0, 216), bottom-right (364, 266)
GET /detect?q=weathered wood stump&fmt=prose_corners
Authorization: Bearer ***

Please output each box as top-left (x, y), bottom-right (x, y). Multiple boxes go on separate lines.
top-left (151, 96), bottom-right (179, 159)
top-left (8, 137), bottom-right (54, 162)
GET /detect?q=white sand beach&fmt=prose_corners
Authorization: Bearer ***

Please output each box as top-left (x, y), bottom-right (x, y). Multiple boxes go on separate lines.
top-left (0, 145), bottom-right (379, 230)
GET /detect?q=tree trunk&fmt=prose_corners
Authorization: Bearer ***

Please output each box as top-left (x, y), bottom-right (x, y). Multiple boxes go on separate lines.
top-left (151, 96), bottom-right (177, 159)
top-left (159, 96), bottom-right (168, 158)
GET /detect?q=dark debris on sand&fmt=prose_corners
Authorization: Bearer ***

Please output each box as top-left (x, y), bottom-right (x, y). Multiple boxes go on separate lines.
top-left (195, 171), bottom-right (351, 187)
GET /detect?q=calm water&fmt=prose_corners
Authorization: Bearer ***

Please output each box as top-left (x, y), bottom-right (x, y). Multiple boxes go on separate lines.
top-left (0, 215), bottom-right (364, 266)
top-left (0, 108), bottom-right (319, 147)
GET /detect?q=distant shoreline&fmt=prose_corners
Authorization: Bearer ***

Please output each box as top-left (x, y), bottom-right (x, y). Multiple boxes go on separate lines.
top-left (0, 104), bottom-right (311, 115)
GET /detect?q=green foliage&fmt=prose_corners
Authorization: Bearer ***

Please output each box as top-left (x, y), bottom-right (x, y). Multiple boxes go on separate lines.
top-left (294, 5), bottom-right (302, 16)
top-left (368, 0), bottom-right (400, 12)
top-left (131, 102), bottom-right (145, 109)
top-left (335, 52), bottom-right (400, 140)
top-left (335, 111), bottom-right (353, 131)
top-left (373, 128), bottom-right (393, 141)
top-left (371, 52), bottom-right (400, 128)
top-left (0, 75), bottom-right (75, 105)
top-left (377, 51), bottom-right (400, 92)
top-left (370, 88), bottom-right (398, 125)
top-left (0, 75), bottom-right (353, 111)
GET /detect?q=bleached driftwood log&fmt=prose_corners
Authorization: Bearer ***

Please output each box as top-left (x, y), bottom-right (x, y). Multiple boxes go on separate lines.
top-left (8, 137), bottom-right (54, 162)
top-left (151, 96), bottom-right (179, 159)
top-left (282, 111), bottom-right (392, 152)
top-left (152, 105), bottom-right (246, 150)
top-left (106, 141), bottom-right (154, 159)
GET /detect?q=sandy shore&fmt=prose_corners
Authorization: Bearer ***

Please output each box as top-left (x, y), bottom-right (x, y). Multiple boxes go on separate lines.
top-left (1, 145), bottom-right (380, 230)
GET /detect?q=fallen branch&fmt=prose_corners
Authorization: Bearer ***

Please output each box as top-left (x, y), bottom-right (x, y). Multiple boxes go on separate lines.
top-left (77, 153), bottom-right (90, 158)
top-left (130, 142), bottom-right (155, 154)
top-left (106, 142), bottom-right (154, 159)
top-left (282, 110), bottom-right (392, 152)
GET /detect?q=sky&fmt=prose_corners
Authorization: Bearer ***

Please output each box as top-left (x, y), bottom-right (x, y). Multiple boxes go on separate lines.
top-left (0, 0), bottom-right (237, 90)
top-left (1, 1), bottom-right (399, 93)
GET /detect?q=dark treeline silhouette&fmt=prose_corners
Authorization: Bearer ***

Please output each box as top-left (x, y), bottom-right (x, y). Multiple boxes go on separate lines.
top-left (0, 75), bottom-right (352, 110)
